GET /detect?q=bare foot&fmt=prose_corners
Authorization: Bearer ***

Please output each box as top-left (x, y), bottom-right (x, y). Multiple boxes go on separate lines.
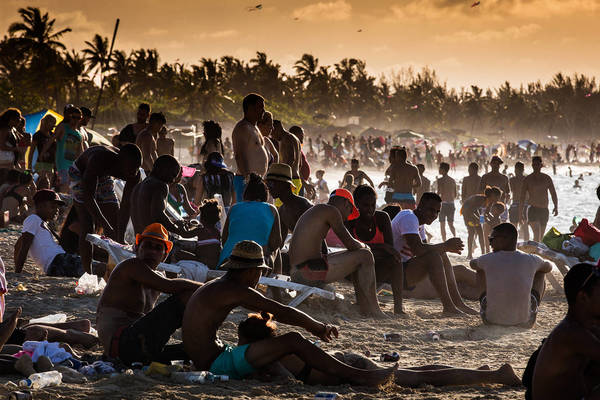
top-left (67, 319), bottom-right (92, 333)
top-left (441, 307), bottom-right (465, 316)
top-left (0, 307), bottom-right (21, 347)
top-left (477, 365), bottom-right (491, 370)
top-left (457, 304), bottom-right (479, 315)
top-left (497, 363), bottom-right (522, 386)
top-left (357, 364), bottom-right (398, 387)
top-left (15, 354), bottom-right (36, 376)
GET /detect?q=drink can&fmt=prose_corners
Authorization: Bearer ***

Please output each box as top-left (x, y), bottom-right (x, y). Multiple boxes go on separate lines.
top-left (315, 392), bottom-right (339, 399)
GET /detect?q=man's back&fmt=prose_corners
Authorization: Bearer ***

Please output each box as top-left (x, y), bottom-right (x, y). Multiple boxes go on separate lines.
top-left (476, 250), bottom-right (544, 325)
top-left (130, 176), bottom-right (166, 234)
top-left (389, 162), bottom-right (419, 193)
top-left (437, 175), bottom-right (456, 202)
top-left (523, 172), bottom-right (551, 208)
top-left (232, 119), bottom-right (268, 176)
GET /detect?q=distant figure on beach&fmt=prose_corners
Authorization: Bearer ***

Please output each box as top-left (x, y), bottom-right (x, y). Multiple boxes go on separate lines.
top-left (70, 144), bottom-right (142, 273)
top-left (199, 120), bottom-right (224, 163)
top-left (436, 162), bottom-right (457, 242)
top-left (415, 164), bottom-right (430, 204)
top-left (460, 186), bottom-right (502, 259)
top-left (519, 156), bottom-right (558, 242)
top-left (257, 111), bottom-right (278, 165)
top-left (392, 192), bottom-right (477, 315)
top-left (14, 189), bottom-right (106, 277)
top-left (97, 223), bottom-right (202, 365)
top-left (272, 120), bottom-right (302, 198)
top-left (461, 162), bottom-right (481, 204)
top-left (479, 156), bottom-right (510, 205)
top-left (136, 112), bottom-right (165, 174)
top-left (470, 223), bottom-right (551, 327)
top-left (118, 103), bottom-right (150, 146)
top-left (232, 93), bottom-right (269, 202)
top-left (314, 169), bottom-right (330, 204)
top-left (156, 126), bottom-right (174, 157)
top-left (29, 114), bottom-right (57, 190)
top-left (528, 263), bottom-right (600, 399)
top-left (343, 159), bottom-right (374, 188)
top-left (289, 189), bottom-right (386, 318)
top-left (573, 179), bottom-right (581, 189)
top-left (509, 162), bottom-right (529, 241)
top-left (182, 240), bottom-right (396, 385)
top-left (341, 174), bottom-right (356, 193)
top-left (194, 152), bottom-right (234, 208)
top-left (380, 147), bottom-right (421, 209)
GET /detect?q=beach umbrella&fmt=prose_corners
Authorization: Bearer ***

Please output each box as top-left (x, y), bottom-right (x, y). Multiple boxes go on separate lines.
top-left (360, 127), bottom-right (389, 137)
top-left (395, 129), bottom-right (424, 139)
top-left (23, 109), bottom-right (64, 170)
top-left (517, 139), bottom-right (538, 151)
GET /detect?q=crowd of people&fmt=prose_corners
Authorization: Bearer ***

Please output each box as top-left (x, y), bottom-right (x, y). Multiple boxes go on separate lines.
top-left (0, 93), bottom-right (598, 399)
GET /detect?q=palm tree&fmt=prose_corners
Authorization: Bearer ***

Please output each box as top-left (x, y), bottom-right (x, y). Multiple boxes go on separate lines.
top-left (62, 50), bottom-right (87, 104)
top-left (294, 54), bottom-right (319, 86)
top-left (82, 34), bottom-right (109, 81)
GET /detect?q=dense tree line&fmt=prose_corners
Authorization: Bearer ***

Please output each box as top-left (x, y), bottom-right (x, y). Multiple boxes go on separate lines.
top-left (1, 7), bottom-right (598, 140)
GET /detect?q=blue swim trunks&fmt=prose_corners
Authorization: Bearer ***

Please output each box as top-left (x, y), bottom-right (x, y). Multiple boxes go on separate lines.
top-left (391, 192), bottom-right (415, 203)
top-left (234, 175), bottom-right (246, 203)
top-left (209, 344), bottom-right (255, 379)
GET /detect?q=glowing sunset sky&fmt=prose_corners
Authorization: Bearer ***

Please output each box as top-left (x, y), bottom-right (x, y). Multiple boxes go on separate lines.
top-left (1, 0), bottom-right (599, 89)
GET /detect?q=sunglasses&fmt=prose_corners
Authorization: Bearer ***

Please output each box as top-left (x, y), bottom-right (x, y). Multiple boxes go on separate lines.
top-left (580, 266), bottom-right (600, 292)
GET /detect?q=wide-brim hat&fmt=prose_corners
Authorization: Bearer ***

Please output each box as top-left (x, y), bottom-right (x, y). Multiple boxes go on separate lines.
top-left (265, 163), bottom-right (297, 188)
top-left (221, 240), bottom-right (271, 271)
top-left (135, 223), bottom-right (173, 254)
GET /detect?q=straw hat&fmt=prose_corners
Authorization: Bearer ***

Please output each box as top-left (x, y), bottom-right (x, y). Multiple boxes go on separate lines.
top-left (221, 240), bottom-right (271, 271)
top-left (265, 163), bottom-right (296, 187)
top-left (135, 223), bottom-right (173, 254)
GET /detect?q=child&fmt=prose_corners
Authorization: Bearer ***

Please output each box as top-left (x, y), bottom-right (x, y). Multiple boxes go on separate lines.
top-left (195, 199), bottom-right (222, 268)
top-left (483, 202), bottom-right (505, 253)
top-left (527, 263), bottom-right (600, 399)
top-left (315, 170), bottom-right (329, 204)
top-left (340, 173), bottom-right (356, 193)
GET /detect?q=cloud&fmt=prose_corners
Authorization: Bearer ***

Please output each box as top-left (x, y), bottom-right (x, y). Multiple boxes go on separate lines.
top-left (53, 10), bottom-right (106, 37)
top-left (146, 28), bottom-right (168, 36)
top-left (435, 24), bottom-right (541, 43)
top-left (195, 29), bottom-right (238, 39)
top-left (292, 0), bottom-right (352, 22)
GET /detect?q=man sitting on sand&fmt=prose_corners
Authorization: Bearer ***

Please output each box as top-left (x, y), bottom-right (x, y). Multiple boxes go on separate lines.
top-left (528, 263), bottom-right (600, 400)
top-left (97, 223), bottom-right (201, 365)
top-left (392, 192), bottom-right (477, 315)
top-left (70, 144), bottom-right (142, 273)
top-left (470, 223), bottom-right (552, 327)
top-left (288, 189), bottom-right (386, 318)
top-left (182, 240), bottom-right (396, 385)
top-left (14, 189), bottom-right (106, 277)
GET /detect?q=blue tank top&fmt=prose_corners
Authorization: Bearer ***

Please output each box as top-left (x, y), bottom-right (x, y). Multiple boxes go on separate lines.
top-left (218, 201), bottom-right (275, 267)
top-left (56, 123), bottom-right (82, 171)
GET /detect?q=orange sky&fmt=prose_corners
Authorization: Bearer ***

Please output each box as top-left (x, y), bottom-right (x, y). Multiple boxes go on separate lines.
top-left (1, 0), bottom-right (599, 90)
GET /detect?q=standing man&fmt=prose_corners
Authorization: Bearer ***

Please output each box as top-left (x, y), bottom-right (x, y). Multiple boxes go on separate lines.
top-left (480, 156), bottom-right (510, 205)
top-left (69, 144), bottom-right (142, 273)
top-left (136, 112), bottom-right (165, 174)
top-left (509, 162), bottom-right (528, 240)
top-left (519, 156), bottom-right (558, 242)
top-left (415, 164), bottom-right (430, 204)
top-left (462, 162), bottom-right (481, 204)
top-left (272, 120), bottom-right (302, 195)
top-left (290, 125), bottom-right (314, 198)
top-left (380, 147), bottom-right (421, 209)
top-left (232, 93), bottom-right (269, 202)
top-left (118, 103), bottom-right (150, 146)
top-left (343, 159), bottom-right (375, 187)
top-left (437, 162), bottom-right (457, 242)
top-left (77, 106), bottom-right (95, 149)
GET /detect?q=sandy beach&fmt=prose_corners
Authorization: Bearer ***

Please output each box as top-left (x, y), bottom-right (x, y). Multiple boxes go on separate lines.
top-left (0, 223), bottom-right (568, 399)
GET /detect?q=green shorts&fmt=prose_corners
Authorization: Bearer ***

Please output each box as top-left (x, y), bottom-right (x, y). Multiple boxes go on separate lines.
top-left (209, 344), bottom-right (255, 379)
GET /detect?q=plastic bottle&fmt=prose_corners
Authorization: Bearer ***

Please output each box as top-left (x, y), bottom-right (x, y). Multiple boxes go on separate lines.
top-left (18, 371), bottom-right (62, 389)
top-left (29, 313), bottom-right (67, 324)
top-left (427, 330), bottom-right (440, 341)
top-left (315, 393), bottom-right (339, 399)
top-left (380, 352), bottom-right (400, 362)
top-left (171, 371), bottom-right (229, 384)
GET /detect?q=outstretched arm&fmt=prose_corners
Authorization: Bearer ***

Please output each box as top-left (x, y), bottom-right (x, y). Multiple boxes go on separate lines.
top-left (14, 233), bottom-right (33, 273)
top-left (549, 178), bottom-right (558, 216)
top-left (128, 261), bottom-right (202, 294)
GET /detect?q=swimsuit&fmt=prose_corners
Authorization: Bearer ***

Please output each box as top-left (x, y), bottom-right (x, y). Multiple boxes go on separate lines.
top-left (209, 344), bottom-right (255, 380)
top-left (68, 163), bottom-right (118, 204)
top-left (291, 256), bottom-right (329, 286)
top-left (527, 206), bottom-right (549, 224)
top-left (439, 201), bottom-right (456, 223)
top-left (352, 217), bottom-right (385, 244)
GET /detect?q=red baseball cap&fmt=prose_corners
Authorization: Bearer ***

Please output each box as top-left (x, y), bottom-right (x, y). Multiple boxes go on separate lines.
top-left (330, 188), bottom-right (360, 220)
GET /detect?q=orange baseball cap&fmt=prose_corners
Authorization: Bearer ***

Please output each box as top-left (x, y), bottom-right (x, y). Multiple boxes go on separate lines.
top-left (330, 188), bottom-right (360, 220)
top-left (135, 223), bottom-right (173, 254)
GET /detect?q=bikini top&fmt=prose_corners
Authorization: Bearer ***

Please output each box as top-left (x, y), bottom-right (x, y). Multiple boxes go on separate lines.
top-left (352, 216), bottom-right (385, 245)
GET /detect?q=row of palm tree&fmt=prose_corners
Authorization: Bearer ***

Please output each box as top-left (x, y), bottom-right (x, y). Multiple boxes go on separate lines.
top-left (0, 6), bottom-right (598, 140)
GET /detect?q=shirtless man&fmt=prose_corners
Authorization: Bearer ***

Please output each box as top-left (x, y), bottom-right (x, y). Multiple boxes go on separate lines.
top-left (479, 156), bottom-right (510, 205)
top-left (272, 120), bottom-right (302, 195)
top-left (436, 162), bottom-right (457, 242)
top-left (182, 240), bottom-right (396, 385)
top-left (509, 162), bottom-right (529, 240)
top-left (265, 163), bottom-right (312, 236)
top-left (136, 112), bottom-right (165, 173)
top-left (461, 162), bottom-right (481, 204)
top-left (97, 223), bottom-right (201, 365)
top-left (343, 159), bottom-right (375, 187)
top-left (530, 263), bottom-right (600, 400)
top-left (289, 189), bottom-right (386, 318)
top-left (380, 147), bottom-right (421, 209)
top-left (69, 144), bottom-right (142, 273)
top-left (519, 156), bottom-right (558, 242)
top-left (118, 103), bottom-right (150, 146)
top-left (257, 111), bottom-right (279, 164)
top-left (392, 192), bottom-right (477, 315)
top-left (156, 126), bottom-right (174, 156)
top-left (470, 223), bottom-right (551, 327)
top-left (415, 164), bottom-right (430, 204)
top-left (232, 93), bottom-right (269, 202)
top-left (130, 155), bottom-right (201, 238)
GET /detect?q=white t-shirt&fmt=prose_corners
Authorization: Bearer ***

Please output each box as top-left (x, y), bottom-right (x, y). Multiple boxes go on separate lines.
top-left (474, 250), bottom-right (548, 326)
top-left (22, 214), bottom-right (65, 273)
top-left (391, 209), bottom-right (426, 262)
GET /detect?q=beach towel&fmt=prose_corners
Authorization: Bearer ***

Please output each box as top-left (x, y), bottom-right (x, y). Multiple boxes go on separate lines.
top-left (22, 340), bottom-right (73, 363)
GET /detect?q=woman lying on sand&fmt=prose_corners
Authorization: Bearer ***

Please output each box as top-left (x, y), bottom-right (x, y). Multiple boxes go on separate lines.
top-left (238, 311), bottom-right (521, 387)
